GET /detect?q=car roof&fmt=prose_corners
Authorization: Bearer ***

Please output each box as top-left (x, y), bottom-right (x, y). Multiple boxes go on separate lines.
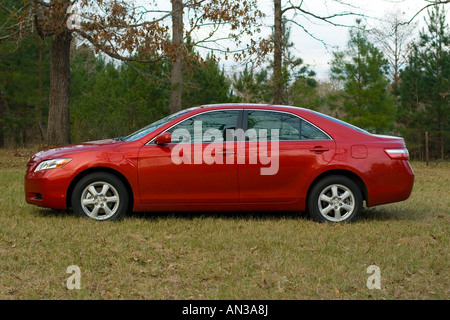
top-left (190, 103), bottom-right (372, 141)
top-left (197, 103), bottom-right (308, 112)
top-left (193, 103), bottom-right (318, 117)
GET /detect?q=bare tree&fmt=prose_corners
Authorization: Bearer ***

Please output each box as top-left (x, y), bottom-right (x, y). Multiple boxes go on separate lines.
top-left (0, 90), bottom-right (6, 148)
top-left (169, 0), bottom-right (184, 114)
top-left (1, 0), bottom-right (171, 145)
top-left (167, 0), bottom-right (266, 114)
top-left (2, 0), bottom-right (266, 144)
top-left (273, 0), bottom-right (283, 105)
top-left (79, 0), bottom-right (266, 115)
top-left (271, 0), bottom-right (364, 104)
top-left (369, 10), bottom-right (417, 84)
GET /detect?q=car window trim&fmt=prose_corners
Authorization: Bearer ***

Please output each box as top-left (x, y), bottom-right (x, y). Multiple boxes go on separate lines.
top-left (146, 108), bottom-right (333, 145)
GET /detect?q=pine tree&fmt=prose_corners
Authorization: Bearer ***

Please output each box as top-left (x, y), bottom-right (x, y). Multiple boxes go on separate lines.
top-left (0, 0), bottom-right (51, 146)
top-left (397, 45), bottom-right (427, 159)
top-left (398, 6), bottom-right (449, 159)
top-left (183, 54), bottom-right (234, 108)
top-left (330, 20), bottom-right (395, 133)
top-left (232, 65), bottom-right (272, 103)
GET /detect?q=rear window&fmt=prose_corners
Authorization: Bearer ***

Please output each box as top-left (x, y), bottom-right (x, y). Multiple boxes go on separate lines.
top-left (313, 112), bottom-right (369, 134)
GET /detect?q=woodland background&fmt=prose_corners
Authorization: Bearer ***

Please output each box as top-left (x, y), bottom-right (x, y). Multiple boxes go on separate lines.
top-left (0, 0), bottom-right (448, 160)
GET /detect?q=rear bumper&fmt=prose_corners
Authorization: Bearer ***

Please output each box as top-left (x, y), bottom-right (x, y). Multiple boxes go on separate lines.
top-left (367, 160), bottom-right (415, 207)
top-left (24, 169), bottom-right (73, 210)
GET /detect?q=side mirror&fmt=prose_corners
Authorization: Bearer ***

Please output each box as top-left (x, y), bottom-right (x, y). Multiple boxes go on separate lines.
top-left (155, 132), bottom-right (171, 145)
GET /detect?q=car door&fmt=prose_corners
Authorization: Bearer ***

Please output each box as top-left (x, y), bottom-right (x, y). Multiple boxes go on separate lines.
top-left (237, 109), bottom-right (336, 203)
top-left (137, 109), bottom-right (241, 204)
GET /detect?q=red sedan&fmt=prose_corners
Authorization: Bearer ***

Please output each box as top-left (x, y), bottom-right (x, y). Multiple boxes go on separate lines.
top-left (25, 104), bottom-right (414, 222)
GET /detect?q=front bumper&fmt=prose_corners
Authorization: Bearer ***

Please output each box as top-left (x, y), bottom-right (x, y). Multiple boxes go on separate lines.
top-left (24, 168), bottom-right (73, 210)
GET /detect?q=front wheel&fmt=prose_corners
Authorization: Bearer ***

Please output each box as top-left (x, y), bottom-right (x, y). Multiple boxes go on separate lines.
top-left (307, 175), bottom-right (363, 223)
top-left (71, 172), bottom-right (129, 221)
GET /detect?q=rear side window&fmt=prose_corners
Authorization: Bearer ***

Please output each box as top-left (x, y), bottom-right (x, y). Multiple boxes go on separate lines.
top-left (247, 110), bottom-right (299, 141)
top-left (246, 110), bottom-right (330, 141)
top-left (301, 121), bottom-right (330, 140)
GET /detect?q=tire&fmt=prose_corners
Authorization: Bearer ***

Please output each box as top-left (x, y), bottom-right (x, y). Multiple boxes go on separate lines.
top-left (307, 175), bottom-right (363, 223)
top-left (71, 172), bottom-right (129, 221)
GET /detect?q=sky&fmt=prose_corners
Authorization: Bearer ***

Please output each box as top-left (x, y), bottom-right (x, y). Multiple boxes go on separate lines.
top-left (114, 0), bottom-right (447, 80)
top-left (216, 0), bottom-right (447, 80)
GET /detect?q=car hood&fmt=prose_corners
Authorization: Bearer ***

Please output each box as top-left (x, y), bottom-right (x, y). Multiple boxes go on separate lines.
top-left (30, 139), bottom-right (124, 161)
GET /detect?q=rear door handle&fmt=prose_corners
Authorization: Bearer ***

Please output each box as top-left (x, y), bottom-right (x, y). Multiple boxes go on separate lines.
top-left (309, 146), bottom-right (329, 154)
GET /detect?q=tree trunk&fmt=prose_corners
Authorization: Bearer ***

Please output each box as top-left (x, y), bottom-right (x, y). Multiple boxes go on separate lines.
top-left (0, 91), bottom-right (6, 148)
top-left (38, 35), bottom-right (46, 143)
top-left (273, 0), bottom-right (283, 105)
top-left (393, 23), bottom-right (400, 85)
top-left (47, 29), bottom-right (72, 146)
top-left (440, 118), bottom-right (444, 160)
top-left (169, 0), bottom-right (184, 114)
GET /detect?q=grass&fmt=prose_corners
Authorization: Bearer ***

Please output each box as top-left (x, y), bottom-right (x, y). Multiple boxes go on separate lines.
top-left (0, 148), bottom-right (448, 300)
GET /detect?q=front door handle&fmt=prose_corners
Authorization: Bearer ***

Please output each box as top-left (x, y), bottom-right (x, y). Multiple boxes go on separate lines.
top-left (211, 149), bottom-right (236, 156)
top-left (217, 149), bottom-right (236, 156)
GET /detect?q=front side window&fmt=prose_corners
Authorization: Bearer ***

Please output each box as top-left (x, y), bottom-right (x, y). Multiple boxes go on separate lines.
top-left (167, 110), bottom-right (240, 143)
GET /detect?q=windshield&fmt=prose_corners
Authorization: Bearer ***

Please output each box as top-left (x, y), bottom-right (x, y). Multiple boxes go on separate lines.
top-left (123, 109), bottom-right (193, 141)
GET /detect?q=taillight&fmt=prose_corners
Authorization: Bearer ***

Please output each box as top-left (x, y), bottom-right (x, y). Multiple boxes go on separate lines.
top-left (384, 148), bottom-right (409, 160)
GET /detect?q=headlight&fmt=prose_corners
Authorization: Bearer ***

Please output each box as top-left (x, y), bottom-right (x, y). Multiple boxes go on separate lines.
top-left (35, 158), bottom-right (72, 172)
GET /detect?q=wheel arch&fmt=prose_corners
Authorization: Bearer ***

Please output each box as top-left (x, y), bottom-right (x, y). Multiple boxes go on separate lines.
top-left (66, 167), bottom-right (134, 211)
top-left (306, 169), bottom-right (369, 207)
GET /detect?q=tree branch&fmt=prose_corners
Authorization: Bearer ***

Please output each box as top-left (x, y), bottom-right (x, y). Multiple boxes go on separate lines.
top-left (282, 5), bottom-right (365, 27)
top-left (74, 29), bottom-right (163, 64)
top-left (0, 3), bottom-right (12, 14)
top-left (0, 30), bottom-right (19, 41)
top-left (408, 0), bottom-right (450, 23)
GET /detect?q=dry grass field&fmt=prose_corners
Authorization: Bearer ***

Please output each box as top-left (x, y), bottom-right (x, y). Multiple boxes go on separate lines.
top-left (0, 149), bottom-right (448, 300)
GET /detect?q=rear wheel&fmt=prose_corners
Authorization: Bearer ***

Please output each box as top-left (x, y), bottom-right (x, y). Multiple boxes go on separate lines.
top-left (308, 175), bottom-right (363, 223)
top-left (71, 172), bottom-right (129, 221)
